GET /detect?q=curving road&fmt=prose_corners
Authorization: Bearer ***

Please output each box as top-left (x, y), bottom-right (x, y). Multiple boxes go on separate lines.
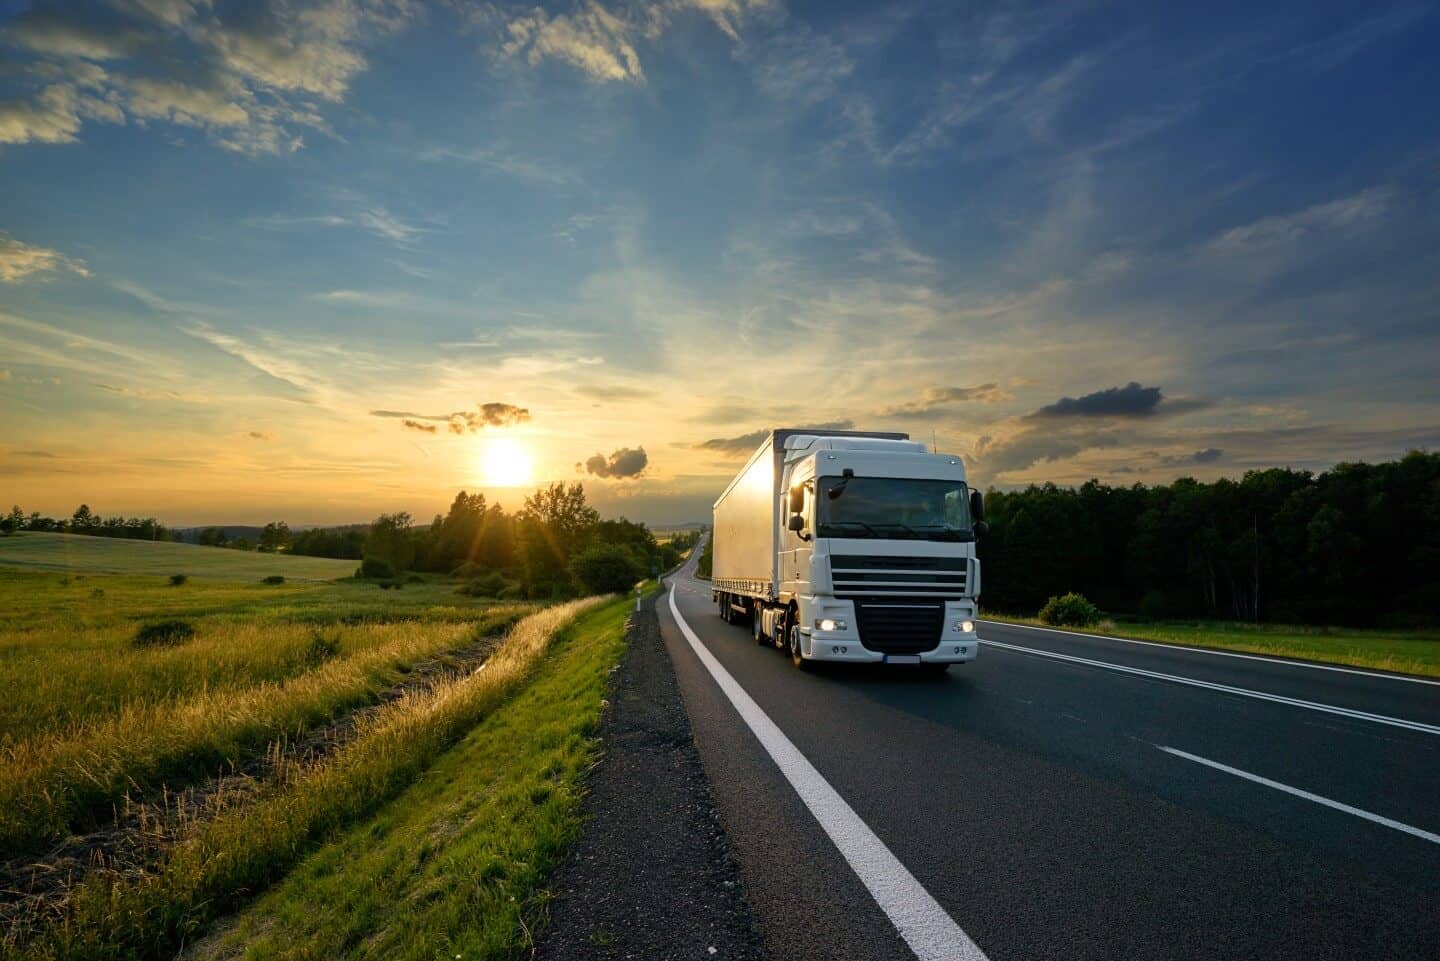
top-left (659, 542), bottom-right (1440, 960)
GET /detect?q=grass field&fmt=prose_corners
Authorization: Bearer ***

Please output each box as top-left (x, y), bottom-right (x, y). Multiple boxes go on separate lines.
top-left (0, 568), bottom-right (531, 855)
top-left (0, 531), bottom-right (356, 580)
top-left (983, 612), bottom-right (1440, 678)
top-left (1, 547), bottom-right (623, 960)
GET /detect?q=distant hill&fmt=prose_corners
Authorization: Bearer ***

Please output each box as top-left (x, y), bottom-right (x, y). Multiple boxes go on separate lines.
top-left (0, 532), bottom-right (356, 581)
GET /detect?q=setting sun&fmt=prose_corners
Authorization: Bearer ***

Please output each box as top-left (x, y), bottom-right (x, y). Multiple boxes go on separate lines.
top-left (479, 436), bottom-right (534, 488)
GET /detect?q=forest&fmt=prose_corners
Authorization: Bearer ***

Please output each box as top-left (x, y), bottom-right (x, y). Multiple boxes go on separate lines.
top-left (976, 451), bottom-right (1440, 627)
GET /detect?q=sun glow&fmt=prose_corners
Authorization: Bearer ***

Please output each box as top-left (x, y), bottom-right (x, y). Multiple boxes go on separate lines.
top-left (479, 436), bottom-right (534, 488)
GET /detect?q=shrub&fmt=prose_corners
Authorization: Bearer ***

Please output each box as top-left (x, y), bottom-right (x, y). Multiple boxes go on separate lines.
top-left (458, 571), bottom-right (510, 598)
top-left (406, 574), bottom-right (424, 584)
top-left (570, 544), bottom-right (644, 595)
top-left (168, 573), bottom-right (188, 586)
top-left (262, 575), bottom-right (286, 585)
top-left (133, 619), bottom-right (197, 648)
top-left (1038, 593), bottom-right (1102, 628)
top-left (360, 556), bottom-right (396, 580)
top-left (451, 561), bottom-right (485, 580)
top-left (303, 630), bottom-right (341, 666)
top-left (498, 585), bottom-right (525, 601)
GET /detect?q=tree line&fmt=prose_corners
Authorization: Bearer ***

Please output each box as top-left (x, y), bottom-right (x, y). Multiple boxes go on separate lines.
top-left (350, 483), bottom-right (684, 598)
top-left (976, 450), bottom-right (1440, 627)
top-left (1, 504), bottom-right (169, 541)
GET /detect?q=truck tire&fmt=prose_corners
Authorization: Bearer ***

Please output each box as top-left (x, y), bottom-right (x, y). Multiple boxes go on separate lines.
top-left (752, 609), bottom-right (765, 645)
top-left (719, 593), bottom-right (730, 623)
top-left (788, 623), bottom-right (814, 671)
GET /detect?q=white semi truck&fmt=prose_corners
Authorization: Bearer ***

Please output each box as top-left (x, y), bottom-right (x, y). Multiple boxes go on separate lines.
top-left (711, 428), bottom-right (986, 672)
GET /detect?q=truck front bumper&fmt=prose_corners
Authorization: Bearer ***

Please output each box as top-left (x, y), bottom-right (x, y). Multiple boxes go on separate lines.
top-left (795, 595), bottom-right (980, 664)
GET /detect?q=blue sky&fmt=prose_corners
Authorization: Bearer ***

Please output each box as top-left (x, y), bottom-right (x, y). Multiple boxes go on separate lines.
top-left (1, 0), bottom-right (1438, 525)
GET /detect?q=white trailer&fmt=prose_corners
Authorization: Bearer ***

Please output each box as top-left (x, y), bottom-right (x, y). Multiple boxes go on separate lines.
top-left (712, 428), bottom-right (985, 672)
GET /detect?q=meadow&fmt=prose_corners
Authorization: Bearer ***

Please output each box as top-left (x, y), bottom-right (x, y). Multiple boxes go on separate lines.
top-left (0, 531), bottom-right (357, 580)
top-left (0, 538), bottom-right (635, 960)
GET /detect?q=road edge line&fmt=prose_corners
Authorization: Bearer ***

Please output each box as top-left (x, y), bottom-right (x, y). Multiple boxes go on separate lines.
top-left (978, 638), bottom-right (1440, 735)
top-left (666, 584), bottom-right (989, 961)
top-left (977, 620), bottom-right (1440, 686)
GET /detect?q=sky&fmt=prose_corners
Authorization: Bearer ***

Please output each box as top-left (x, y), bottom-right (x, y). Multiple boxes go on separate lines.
top-left (1, 0), bottom-right (1438, 527)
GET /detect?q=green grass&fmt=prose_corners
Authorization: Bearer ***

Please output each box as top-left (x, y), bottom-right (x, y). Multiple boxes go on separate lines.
top-left (189, 596), bottom-right (633, 961)
top-left (7, 598), bottom-right (611, 961)
top-left (983, 612), bottom-right (1440, 678)
top-left (0, 531), bottom-right (356, 580)
top-left (0, 569), bottom-right (529, 854)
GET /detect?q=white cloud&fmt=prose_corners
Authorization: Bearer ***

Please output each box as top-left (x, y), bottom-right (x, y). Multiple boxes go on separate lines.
top-left (490, 0), bottom-right (771, 84)
top-left (0, 233), bottom-right (90, 283)
top-left (1209, 188), bottom-right (1391, 254)
top-left (0, 0), bottom-right (418, 154)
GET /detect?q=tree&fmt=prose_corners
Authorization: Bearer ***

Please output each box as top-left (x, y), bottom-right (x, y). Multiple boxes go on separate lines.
top-left (258, 521), bottom-right (292, 553)
top-left (365, 512), bottom-right (415, 573)
top-left (520, 483), bottom-right (598, 548)
top-left (571, 544), bottom-right (644, 594)
top-left (71, 503), bottom-right (95, 531)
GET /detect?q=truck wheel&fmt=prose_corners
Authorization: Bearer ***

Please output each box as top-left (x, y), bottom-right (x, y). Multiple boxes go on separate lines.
top-left (788, 624), bottom-right (814, 671)
top-left (752, 610), bottom-right (765, 645)
top-left (719, 594), bottom-right (730, 623)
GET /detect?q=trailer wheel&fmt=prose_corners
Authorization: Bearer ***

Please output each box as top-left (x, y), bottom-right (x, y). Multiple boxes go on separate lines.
top-left (752, 609), bottom-right (764, 645)
top-left (719, 593), bottom-right (730, 623)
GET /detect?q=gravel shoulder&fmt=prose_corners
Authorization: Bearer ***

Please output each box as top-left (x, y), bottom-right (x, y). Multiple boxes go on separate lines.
top-left (535, 591), bottom-right (764, 961)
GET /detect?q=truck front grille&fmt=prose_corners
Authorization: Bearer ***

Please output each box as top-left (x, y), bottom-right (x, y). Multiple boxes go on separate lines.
top-left (830, 554), bottom-right (967, 599)
top-left (853, 599), bottom-right (944, 654)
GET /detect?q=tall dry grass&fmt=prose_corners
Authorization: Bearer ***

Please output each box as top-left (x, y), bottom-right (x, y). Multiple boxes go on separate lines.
top-left (0, 612), bottom-right (524, 854)
top-left (8, 597), bottom-right (605, 961)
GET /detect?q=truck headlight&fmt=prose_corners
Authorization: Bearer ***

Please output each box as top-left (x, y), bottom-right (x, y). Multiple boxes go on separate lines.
top-left (815, 618), bottom-right (847, 632)
top-left (955, 619), bottom-right (975, 633)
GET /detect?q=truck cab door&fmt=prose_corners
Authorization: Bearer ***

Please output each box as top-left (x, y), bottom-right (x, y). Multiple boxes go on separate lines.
top-left (781, 483), bottom-right (813, 599)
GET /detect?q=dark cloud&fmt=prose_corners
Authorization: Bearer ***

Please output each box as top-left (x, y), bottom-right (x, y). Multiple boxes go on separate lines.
top-left (584, 447), bottom-right (648, 479)
top-left (693, 421), bottom-right (856, 456)
top-left (401, 419), bottom-right (437, 433)
top-left (879, 384), bottom-right (1011, 418)
top-left (247, 431), bottom-right (272, 441)
top-left (1026, 382), bottom-right (1212, 420)
top-left (1193, 447), bottom-right (1223, 464)
top-left (1028, 382), bottom-right (1163, 419)
top-left (371, 402), bottom-right (530, 435)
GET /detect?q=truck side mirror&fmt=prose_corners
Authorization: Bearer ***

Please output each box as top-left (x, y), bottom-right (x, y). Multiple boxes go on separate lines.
top-left (787, 514), bottom-right (805, 532)
top-left (975, 520), bottom-right (990, 536)
top-left (788, 486), bottom-right (804, 514)
top-left (970, 490), bottom-right (985, 522)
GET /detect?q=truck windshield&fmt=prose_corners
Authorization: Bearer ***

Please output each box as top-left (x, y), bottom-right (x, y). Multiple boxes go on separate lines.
top-left (815, 476), bottom-right (972, 541)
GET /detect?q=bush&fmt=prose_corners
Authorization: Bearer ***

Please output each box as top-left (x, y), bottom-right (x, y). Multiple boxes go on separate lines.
top-left (406, 574), bottom-right (424, 584)
top-left (303, 630), bottom-right (341, 666)
top-left (498, 585), bottom-right (525, 601)
top-left (262, 575), bottom-right (286, 585)
top-left (451, 561), bottom-right (485, 580)
top-left (168, 573), bottom-right (188, 586)
top-left (1039, 592), bottom-right (1102, 628)
top-left (133, 619), bottom-right (197, 648)
top-left (457, 571), bottom-right (509, 598)
top-left (360, 556), bottom-right (396, 580)
top-left (570, 544), bottom-right (644, 595)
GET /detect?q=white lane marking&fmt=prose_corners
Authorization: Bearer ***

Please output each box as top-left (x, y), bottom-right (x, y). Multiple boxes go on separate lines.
top-left (1157, 745), bottom-right (1440, 846)
top-left (979, 638), bottom-right (1440, 736)
top-left (667, 586), bottom-right (988, 961)
top-left (979, 619), bottom-right (1440, 686)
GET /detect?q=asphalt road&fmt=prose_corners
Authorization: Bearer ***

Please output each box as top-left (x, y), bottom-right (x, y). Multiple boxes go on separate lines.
top-left (658, 546), bottom-right (1440, 960)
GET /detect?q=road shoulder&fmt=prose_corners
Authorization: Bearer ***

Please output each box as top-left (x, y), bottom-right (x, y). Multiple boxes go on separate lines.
top-left (535, 592), bottom-right (764, 960)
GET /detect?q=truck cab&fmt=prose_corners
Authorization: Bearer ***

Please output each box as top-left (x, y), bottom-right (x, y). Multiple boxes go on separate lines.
top-left (713, 429), bottom-right (983, 671)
